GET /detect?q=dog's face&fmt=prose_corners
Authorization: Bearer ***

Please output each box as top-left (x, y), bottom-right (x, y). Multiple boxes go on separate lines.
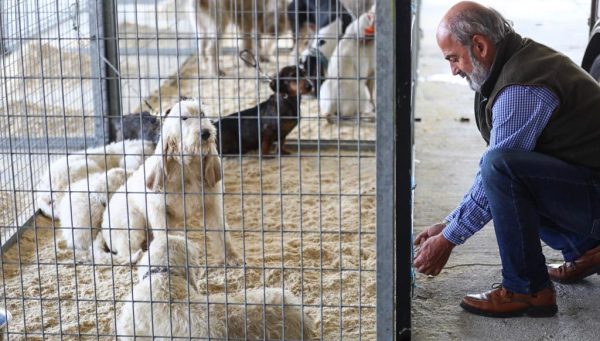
top-left (146, 98), bottom-right (222, 191)
top-left (269, 66), bottom-right (313, 97)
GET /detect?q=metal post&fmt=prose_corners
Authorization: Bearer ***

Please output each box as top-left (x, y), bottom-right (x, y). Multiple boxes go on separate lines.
top-left (376, 0), bottom-right (415, 339)
top-left (396, 0), bottom-right (415, 339)
top-left (376, 0), bottom-right (398, 340)
top-left (90, 0), bottom-right (122, 145)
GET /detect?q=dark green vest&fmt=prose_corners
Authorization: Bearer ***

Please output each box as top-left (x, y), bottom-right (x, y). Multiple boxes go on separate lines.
top-left (475, 33), bottom-right (600, 174)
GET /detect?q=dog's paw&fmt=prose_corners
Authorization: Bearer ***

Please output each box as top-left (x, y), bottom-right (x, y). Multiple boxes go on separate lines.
top-left (224, 249), bottom-right (244, 267)
top-left (326, 113), bottom-right (338, 125)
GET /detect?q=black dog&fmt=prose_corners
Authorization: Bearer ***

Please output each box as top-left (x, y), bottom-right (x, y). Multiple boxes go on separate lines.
top-left (288, 0), bottom-right (353, 96)
top-left (215, 66), bottom-right (312, 156)
top-left (109, 111), bottom-right (161, 144)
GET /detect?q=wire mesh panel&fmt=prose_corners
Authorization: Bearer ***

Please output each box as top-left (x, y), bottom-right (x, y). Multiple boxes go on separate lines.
top-left (0, 0), bottom-right (389, 339)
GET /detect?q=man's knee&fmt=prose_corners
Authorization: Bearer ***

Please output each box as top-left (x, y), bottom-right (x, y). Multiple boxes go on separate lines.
top-left (481, 149), bottom-right (523, 183)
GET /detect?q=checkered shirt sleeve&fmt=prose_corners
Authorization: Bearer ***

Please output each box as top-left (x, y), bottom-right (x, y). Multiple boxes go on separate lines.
top-left (442, 85), bottom-right (559, 245)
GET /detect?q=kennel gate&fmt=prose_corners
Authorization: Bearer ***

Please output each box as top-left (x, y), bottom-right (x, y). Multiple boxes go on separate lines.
top-left (0, 0), bottom-right (416, 339)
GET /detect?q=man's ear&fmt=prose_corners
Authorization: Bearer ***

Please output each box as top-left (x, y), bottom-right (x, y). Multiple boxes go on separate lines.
top-left (471, 34), bottom-right (494, 62)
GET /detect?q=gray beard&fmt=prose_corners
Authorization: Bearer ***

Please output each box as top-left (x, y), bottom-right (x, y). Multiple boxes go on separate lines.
top-left (466, 48), bottom-right (491, 92)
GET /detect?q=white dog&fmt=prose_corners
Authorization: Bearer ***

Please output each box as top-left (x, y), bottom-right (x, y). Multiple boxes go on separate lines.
top-left (319, 6), bottom-right (376, 122)
top-left (186, 0), bottom-right (288, 76)
top-left (94, 99), bottom-right (238, 265)
top-left (56, 168), bottom-right (129, 252)
top-left (117, 234), bottom-right (314, 340)
top-left (36, 139), bottom-right (155, 218)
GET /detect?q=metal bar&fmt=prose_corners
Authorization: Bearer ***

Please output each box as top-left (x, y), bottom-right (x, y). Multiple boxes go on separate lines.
top-left (0, 212), bottom-right (35, 254)
top-left (102, 0), bottom-right (122, 143)
top-left (0, 138), bottom-right (89, 151)
top-left (376, 0), bottom-right (398, 340)
top-left (397, 0), bottom-right (416, 339)
top-left (591, 0), bottom-right (598, 34)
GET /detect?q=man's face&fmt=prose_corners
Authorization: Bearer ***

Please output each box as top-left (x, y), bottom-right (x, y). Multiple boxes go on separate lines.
top-left (437, 33), bottom-right (490, 91)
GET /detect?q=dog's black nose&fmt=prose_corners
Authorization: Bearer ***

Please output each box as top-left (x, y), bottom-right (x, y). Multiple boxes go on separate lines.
top-left (201, 130), bottom-right (211, 140)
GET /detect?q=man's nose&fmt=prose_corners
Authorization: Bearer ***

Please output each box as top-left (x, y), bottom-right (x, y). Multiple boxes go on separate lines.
top-left (451, 64), bottom-right (460, 76)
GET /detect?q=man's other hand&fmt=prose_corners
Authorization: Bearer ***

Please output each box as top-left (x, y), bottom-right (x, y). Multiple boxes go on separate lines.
top-left (413, 223), bottom-right (455, 276)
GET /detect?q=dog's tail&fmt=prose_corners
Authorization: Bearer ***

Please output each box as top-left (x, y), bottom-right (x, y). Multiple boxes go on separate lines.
top-left (90, 232), bottom-right (144, 265)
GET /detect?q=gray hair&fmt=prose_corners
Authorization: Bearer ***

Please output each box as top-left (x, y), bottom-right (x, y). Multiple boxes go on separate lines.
top-left (447, 6), bottom-right (514, 46)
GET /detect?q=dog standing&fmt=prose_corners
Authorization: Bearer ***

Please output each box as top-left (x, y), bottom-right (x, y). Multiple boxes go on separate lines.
top-left (319, 6), bottom-right (376, 122)
top-left (186, 0), bottom-right (288, 76)
top-left (287, 0), bottom-right (353, 55)
top-left (117, 234), bottom-right (314, 340)
top-left (299, 17), bottom-right (348, 97)
top-left (94, 99), bottom-right (238, 265)
top-left (215, 66), bottom-right (313, 156)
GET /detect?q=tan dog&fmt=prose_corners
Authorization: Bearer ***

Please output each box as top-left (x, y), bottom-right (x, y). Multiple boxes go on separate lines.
top-left (94, 99), bottom-right (238, 265)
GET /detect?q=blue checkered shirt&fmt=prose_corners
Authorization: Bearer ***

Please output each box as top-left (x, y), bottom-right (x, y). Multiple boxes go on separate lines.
top-left (442, 85), bottom-right (559, 245)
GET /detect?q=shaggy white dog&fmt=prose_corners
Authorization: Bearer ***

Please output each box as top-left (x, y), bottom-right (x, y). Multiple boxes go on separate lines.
top-left (319, 6), bottom-right (376, 122)
top-left (117, 234), bottom-right (314, 340)
top-left (35, 139), bottom-right (155, 218)
top-left (94, 99), bottom-right (239, 265)
top-left (56, 168), bottom-right (129, 252)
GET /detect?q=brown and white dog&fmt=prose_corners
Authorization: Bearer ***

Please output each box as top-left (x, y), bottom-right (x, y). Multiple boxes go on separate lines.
top-left (186, 0), bottom-right (289, 76)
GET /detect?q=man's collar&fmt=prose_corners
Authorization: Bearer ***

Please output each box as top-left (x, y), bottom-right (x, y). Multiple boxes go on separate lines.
top-left (479, 32), bottom-right (524, 98)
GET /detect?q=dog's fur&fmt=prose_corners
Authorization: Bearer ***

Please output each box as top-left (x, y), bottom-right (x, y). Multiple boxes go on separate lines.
top-left (288, 0), bottom-right (353, 55)
top-left (215, 66), bottom-right (312, 156)
top-left (299, 17), bottom-right (347, 97)
top-left (109, 111), bottom-right (161, 144)
top-left (36, 140), bottom-right (155, 218)
top-left (56, 168), bottom-right (129, 252)
top-left (117, 234), bottom-right (314, 340)
top-left (94, 99), bottom-right (238, 265)
top-left (319, 6), bottom-right (376, 121)
top-left (186, 0), bottom-right (288, 76)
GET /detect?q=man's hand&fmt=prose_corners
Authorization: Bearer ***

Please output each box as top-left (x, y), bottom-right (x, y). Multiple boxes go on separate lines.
top-left (413, 223), bottom-right (455, 276)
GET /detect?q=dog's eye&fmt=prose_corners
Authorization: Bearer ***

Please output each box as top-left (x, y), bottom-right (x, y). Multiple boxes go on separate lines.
top-left (181, 117), bottom-right (189, 121)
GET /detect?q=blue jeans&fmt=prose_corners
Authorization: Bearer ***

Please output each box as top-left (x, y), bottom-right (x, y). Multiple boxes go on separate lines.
top-left (481, 149), bottom-right (600, 294)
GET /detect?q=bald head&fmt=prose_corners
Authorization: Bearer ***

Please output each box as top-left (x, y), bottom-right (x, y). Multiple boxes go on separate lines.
top-left (437, 1), bottom-right (513, 48)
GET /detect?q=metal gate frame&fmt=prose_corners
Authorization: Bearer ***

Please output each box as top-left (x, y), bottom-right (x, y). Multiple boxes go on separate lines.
top-left (376, 0), bottom-right (417, 339)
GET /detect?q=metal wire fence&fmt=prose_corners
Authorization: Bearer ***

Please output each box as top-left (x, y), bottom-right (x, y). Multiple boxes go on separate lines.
top-left (0, 0), bottom-right (413, 339)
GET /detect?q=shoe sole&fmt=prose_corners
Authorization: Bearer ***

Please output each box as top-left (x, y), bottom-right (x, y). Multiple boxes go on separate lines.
top-left (550, 264), bottom-right (600, 284)
top-left (460, 301), bottom-right (558, 318)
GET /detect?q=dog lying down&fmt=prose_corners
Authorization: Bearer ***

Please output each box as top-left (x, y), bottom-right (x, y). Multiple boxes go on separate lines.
top-left (214, 65), bottom-right (313, 157)
top-left (117, 233), bottom-right (315, 340)
top-left (35, 139), bottom-right (155, 219)
top-left (56, 168), bottom-right (130, 253)
top-left (109, 111), bottom-right (161, 144)
top-left (94, 98), bottom-right (239, 265)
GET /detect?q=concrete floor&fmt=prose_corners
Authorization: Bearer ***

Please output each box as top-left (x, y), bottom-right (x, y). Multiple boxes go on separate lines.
top-left (412, 0), bottom-right (600, 340)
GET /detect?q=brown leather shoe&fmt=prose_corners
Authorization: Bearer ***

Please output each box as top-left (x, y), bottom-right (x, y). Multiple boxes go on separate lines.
top-left (460, 284), bottom-right (557, 318)
top-left (548, 244), bottom-right (600, 284)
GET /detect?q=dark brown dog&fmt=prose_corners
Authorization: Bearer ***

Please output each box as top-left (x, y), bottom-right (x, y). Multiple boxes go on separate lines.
top-left (215, 66), bottom-right (313, 156)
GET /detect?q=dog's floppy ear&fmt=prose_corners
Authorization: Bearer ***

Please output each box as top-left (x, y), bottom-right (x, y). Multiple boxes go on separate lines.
top-left (145, 156), bottom-right (166, 192)
top-left (203, 144), bottom-right (222, 187)
top-left (269, 78), bottom-right (278, 92)
top-left (146, 135), bottom-right (177, 191)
